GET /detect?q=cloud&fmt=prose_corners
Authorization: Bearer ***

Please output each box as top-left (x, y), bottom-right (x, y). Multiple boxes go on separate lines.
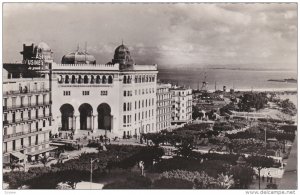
top-left (3, 3), bottom-right (297, 69)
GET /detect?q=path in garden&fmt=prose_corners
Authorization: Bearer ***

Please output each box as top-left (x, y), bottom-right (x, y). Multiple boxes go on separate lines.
top-left (278, 134), bottom-right (297, 189)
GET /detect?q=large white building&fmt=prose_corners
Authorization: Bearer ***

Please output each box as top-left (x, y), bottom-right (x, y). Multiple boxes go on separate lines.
top-left (51, 44), bottom-right (158, 138)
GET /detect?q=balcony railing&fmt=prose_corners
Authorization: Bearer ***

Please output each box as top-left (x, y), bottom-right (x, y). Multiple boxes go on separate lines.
top-left (3, 101), bottom-right (51, 111)
top-left (3, 114), bottom-right (52, 126)
top-left (3, 129), bottom-right (51, 140)
top-left (3, 88), bottom-right (50, 97)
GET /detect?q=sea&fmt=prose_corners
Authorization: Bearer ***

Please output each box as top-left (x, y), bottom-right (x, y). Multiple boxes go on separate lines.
top-left (158, 68), bottom-right (297, 92)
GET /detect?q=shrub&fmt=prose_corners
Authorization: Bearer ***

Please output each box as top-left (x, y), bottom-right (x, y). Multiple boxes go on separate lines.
top-left (160, 170), bottom-right (215, 189)
top-left (103, 175), bottom-right (152, 189)
top-left (153, 157), bottom-right (230, 178)
top-left (152, 178), bottom-right (194, 189)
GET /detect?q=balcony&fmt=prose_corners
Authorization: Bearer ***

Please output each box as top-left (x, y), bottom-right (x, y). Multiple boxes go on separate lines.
top-left (3, 129), bottom-right (51, 141)
top-left (3, 114), bottom-right (52, 126)
top-left (3, 88), bottom-right (50, 97)
top-left (3, 101), bottom-right (51, 112)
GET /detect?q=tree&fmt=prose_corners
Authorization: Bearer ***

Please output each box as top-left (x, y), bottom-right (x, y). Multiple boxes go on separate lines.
top-left (230, 165), bottom-right (254, 189)
top-left (170, 134), bottom-right (195, 158)
top-left (246, 155), bottom-right (274, 189)
top-left (215, 173), bottom-right (234, 189)
top-left (9, 160), bottom-right (24, 171)
top-left (39, 155), bottom-right (54, 167)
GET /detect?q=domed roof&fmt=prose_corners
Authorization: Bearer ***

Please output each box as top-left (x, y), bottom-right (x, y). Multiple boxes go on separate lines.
top-left (37, 42), bottom-right (51, 51)
top-left (112, 43), bottom-right (134, 67)
top-left (114, 44), bottom-right (130, 53)
top-left (61, 51), bottom-right (96, 64)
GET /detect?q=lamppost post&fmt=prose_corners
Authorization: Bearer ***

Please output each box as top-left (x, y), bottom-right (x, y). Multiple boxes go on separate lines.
top-left (90, 158), bottom-right (99, 189)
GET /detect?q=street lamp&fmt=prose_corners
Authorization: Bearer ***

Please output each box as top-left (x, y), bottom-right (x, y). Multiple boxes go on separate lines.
top-left (257, 166), bottom-right (263, 189)
top-left (90, 158), bottom-right (99, 189)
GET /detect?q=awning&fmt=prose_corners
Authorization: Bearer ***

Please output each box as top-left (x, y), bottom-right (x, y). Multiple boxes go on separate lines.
top-left (27, 146), bottom-right (58, 156)
top-left (11, 151), bottom-right (27, 160)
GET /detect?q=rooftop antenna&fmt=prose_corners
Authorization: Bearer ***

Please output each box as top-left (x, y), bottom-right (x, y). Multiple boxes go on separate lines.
top-left (122, 39), bottom-right (124, 45)
top-left (215, 81), bottom-right (217, 91)
top-left (77, 43), bottom-right (80, 52)
top-left (85, 41), bottom-right (87, 61)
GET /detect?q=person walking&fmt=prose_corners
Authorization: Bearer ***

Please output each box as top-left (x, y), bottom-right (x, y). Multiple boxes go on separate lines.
top-left (267, 171), bottom-right (271, 183)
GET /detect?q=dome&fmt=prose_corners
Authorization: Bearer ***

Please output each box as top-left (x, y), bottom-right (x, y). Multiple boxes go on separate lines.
top-left (61, 51), bottom-right (96, 64)
top-left (37, 42), bottom-right (51, 51)
top-left (112, 43), bottom-right (134, 67)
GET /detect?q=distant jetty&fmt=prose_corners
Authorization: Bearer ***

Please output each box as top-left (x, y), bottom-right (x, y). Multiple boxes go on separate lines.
top-left (268, 78), bottom-right (297, 83)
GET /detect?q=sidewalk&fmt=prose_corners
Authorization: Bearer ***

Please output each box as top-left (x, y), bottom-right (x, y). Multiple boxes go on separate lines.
top-left (278, 135), bottom-right (297, 189)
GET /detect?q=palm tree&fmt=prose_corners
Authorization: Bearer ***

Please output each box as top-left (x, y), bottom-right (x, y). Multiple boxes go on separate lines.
top-left (216, 173), bottom-right (234, 189)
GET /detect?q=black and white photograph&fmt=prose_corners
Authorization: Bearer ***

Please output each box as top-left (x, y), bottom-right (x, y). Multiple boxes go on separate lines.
top-left (1, 1), bottom-right (298, 192)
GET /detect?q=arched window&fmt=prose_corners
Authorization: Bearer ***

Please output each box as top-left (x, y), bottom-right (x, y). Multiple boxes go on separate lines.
top-left (102, 75), bottom-right (107, 84)
top-left (123, 76), bottom-right (127, 84)
top-left (108, 75), bottom-right (113, 84)
top-left (58, 75), bottom-right (63, 83)
top-left (84, 75), bottom-right (89, 84)
top-left (127, 76), bottom-right (131, 84)
top-left (65, 75), bottom-right (70, 84)
top-left (96, 75), bottom-right (101, 84)
top-left (90, 75), bottom-right (95, 84)
top-left (71, 75), bottom-right (76, 84)
top-left (78, 75), bottom-right (82, 84)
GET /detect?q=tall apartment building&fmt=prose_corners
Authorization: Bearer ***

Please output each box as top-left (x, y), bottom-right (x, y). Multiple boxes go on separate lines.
top-left (3, 42), bottom-right (55, 164)
top-left (170, 86), bottom-right (193, 127)
top-left (156, 83), bottom-right (172, 131)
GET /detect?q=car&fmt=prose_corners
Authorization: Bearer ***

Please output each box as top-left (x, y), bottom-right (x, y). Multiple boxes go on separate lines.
top-left (59, 153), bottom-right (69, 160)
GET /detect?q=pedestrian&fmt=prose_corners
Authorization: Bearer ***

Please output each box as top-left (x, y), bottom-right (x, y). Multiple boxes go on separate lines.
top-left (267, 171), bottom-right (271, 183)
top-left (262, 175), bottom-right (265, 182)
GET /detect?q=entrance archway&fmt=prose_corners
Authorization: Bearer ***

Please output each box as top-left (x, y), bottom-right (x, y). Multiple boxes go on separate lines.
top-left (60, 104), bottom-right (74, 130)
top-left (97, 103), bottom-right (111, 130)
top-left (79, 103), bottom-right (93, 130)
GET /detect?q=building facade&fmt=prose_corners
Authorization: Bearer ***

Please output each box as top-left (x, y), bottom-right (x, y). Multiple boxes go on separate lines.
top-left (170, 86), bottom-right (193, 127)
top-left (3, 43), bottom-right (55, 164)
top-left (51, 44), bottom-right (158, 138)
top-left (156, 83), bottom-right (172, 131)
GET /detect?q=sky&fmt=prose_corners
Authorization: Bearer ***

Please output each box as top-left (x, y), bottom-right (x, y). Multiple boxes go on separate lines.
top-left (3, 3), bottom-right (298, 70)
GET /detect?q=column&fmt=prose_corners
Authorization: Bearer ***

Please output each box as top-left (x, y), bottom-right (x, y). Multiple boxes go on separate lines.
top-left (68, 117), bottom-right (73, 130)
top-left (93, 115), bottom-right (97, 131)
top-left (111, 115), bottom-right (114, 132)
top-left (75, 115), bottom-right (80, 131)
top-left (73, 116), bottom-right (76, 131)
